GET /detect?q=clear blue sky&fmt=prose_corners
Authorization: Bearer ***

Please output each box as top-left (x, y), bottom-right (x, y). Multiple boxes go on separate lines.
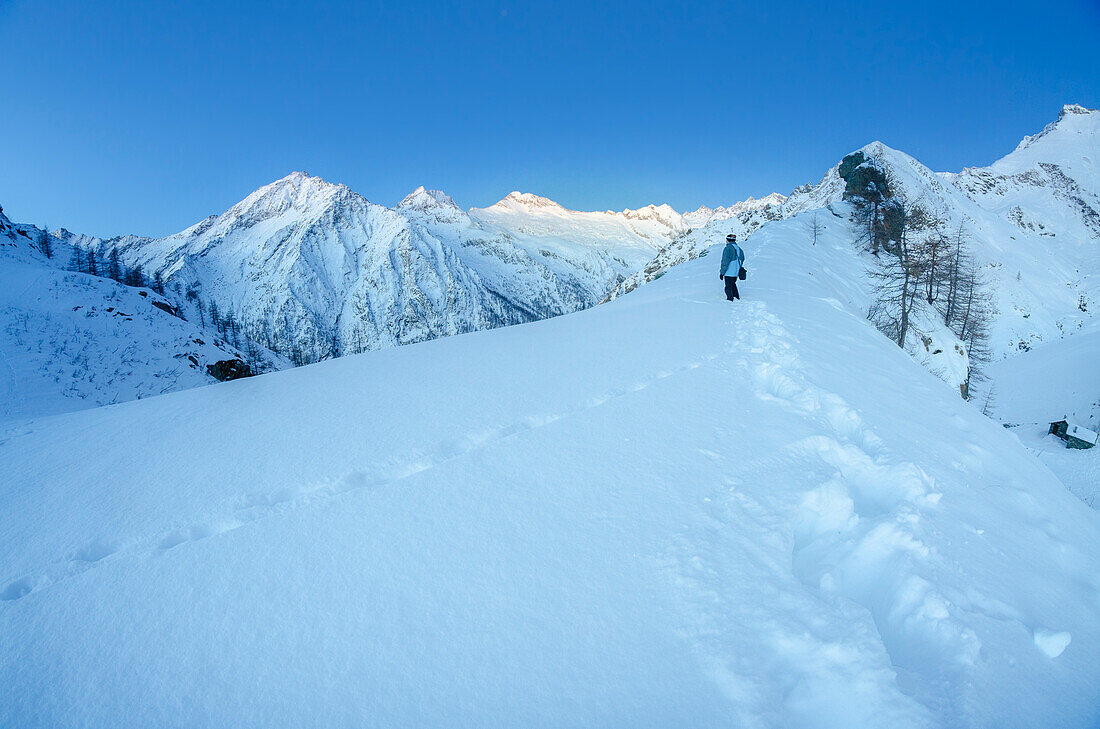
top-left (2, 0), bottom-right (1098, 237)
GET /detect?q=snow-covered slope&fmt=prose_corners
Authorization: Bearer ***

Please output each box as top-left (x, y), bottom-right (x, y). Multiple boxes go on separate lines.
top-left (90, 175), bottom-right (690, 363)
top-left (607, 193), bottom-right (787, 299)
top-left (974, 318), bottom-right (1100, 507)
top-left (983, 320), bottom-right (1100, 429)
top-left (948, 103), bottom-right (1100, 237)
top-left (3, 213), bottom-right (1098, 728)
top-left (0, 208), bottom-right (261, 422)
top-left (942, 105), bottom-right (1100, 350)
top-left (851, 125), bottom-right (1098, 358)
top-left (614, 106), bottom-right (1100, 367)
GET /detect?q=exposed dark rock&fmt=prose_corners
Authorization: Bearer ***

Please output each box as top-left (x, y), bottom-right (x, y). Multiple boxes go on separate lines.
top-left (151, 300), bottom-right (182, 318)
top-left (206, 359), bottom-right (253, 381)
top-left (839, 152), bottom-right (892, 203)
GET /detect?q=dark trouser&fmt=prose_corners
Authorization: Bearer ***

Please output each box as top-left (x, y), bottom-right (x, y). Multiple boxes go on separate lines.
top-left (724, 276), bottom-right (740, 301)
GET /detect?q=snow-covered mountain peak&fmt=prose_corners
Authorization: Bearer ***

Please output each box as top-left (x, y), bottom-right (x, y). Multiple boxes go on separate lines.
top-left (747, 192), bottom-right (788, 208)
top-left (397, 186), bottom-right (461, 212)
top-left (857, 139), bottom-right (898, 161)
top-left (620, 202), bottom-right (678, 218)
top-left (264, 170), bottom-right (339, 197)
top-left (161, 171), bottom-right (390, 247)
top-left (723, 192), bottom-right (788, 215)
top-left (608, 203), bottom-right (686, 237)
top-left (398, 186), bottom-right (457, 208)
top-left (1060, 103), bottom-right (1094, 117)
top-left (226, 171), bottom-right (353, 222)
top-left (397, 186), bottom-right (467, 223)
top-left (72, 172), bottom-right (667, 366)
top-left (843, 141), bottom-right (956, 198)
top-left (491, 191), bottom-right (566, 212)
top-left (943, 105), bottom-right (1099, 223)
top-left (995, 104), bottom-right (1098, 164)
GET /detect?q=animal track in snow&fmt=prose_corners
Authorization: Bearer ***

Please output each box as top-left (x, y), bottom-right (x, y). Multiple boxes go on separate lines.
top-left (70, 539), bottom-right (117, 563)
top-left (0, 341), bottom-right (730, 604)
top-left (159, 522), bottom-right (237, 551)
top-left (0, 576), bottom-right (36, 602)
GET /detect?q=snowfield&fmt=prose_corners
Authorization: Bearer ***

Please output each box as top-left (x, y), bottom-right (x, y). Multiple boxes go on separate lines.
top-left (2, 211), bottom-right (1097, 728)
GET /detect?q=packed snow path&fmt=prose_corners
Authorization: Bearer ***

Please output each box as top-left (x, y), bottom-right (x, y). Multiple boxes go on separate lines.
top-left (1, 215), bottom-right (1098, 727)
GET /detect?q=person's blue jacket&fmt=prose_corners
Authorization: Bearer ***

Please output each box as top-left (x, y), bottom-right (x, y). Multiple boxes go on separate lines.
top-left (720, 241), bottom-right (744, 278)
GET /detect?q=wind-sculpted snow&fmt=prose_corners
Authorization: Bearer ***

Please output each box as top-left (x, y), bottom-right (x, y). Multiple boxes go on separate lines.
top-left (2, 214), bottom-right (1098, 727)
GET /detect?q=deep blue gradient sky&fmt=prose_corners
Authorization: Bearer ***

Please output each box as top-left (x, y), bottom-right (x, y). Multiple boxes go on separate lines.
top-left (2, 0), bottom-right (1098, 237)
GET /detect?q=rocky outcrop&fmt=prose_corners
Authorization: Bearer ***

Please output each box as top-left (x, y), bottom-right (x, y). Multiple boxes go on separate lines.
top-left (151, 300), bottom-right (182, 318)
top-left (206, 359), bottom-right (253, 381)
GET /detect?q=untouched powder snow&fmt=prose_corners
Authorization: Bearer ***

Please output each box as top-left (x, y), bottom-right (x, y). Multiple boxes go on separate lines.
top-left (1, 213), bottom-right (1099, 727)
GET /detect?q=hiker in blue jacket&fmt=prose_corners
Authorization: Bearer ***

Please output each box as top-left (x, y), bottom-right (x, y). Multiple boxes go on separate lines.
top-left (719, 233), bottom-right (745, 301)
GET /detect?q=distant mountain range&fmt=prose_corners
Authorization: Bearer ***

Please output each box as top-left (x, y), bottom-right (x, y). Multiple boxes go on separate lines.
top-left (1, 104), bottom-right (1096, 420)
top-left (57, 175), bottom-right (747, 365)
